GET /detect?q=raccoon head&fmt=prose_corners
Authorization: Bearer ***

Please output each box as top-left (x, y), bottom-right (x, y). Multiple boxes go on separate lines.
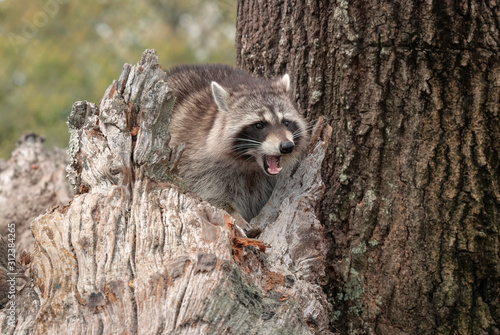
top-left (211, 74), bottom-right (309, 176)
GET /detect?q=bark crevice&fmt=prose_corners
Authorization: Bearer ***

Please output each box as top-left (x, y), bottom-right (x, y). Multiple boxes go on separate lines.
top-left (236, 1), bottom-right (500, 333)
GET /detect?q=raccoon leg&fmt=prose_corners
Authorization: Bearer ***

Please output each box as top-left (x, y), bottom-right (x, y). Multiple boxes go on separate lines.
top-left (229, 211), bottom-right (262, 239)
top-left (225, 208), bottom-right (250, 235)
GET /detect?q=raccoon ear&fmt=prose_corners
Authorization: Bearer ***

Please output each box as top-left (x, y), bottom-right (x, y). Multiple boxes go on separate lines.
top-left (278, 74), bottom-right (291, 92)
top-left (211, 81), bottom-right (230, 111)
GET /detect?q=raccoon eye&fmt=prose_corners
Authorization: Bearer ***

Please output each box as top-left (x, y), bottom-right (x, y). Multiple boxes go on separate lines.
top-left (254, 122), bottom-right (265, 129)
top-left (283, 120), bottom-right (290, 127)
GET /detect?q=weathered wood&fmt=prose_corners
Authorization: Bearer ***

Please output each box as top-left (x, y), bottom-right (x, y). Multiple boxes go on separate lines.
top-left (0, 135), bottom-right (72, 333)
top-left (1, 50), bottom-right (333, 335)
top-left (0, 134), bottom-right (72, 255)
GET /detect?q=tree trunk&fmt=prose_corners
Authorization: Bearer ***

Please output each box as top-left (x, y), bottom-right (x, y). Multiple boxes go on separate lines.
top-left (236, 1), bottom-right (500, 334)
top-left (1, 50), bottom-right (333, 334)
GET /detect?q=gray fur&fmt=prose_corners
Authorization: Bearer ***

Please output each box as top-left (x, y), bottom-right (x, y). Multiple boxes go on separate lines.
top-left (166, 64), bottom-right (308, 222)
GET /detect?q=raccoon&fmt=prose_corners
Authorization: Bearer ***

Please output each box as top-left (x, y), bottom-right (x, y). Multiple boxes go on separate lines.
top-left (166, 64), bottom-right (309, 222)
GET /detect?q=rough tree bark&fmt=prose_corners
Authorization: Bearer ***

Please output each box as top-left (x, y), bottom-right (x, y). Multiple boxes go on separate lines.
top-left (0, 50), bottom-right (334, 334)
top-left (236, 1), bottom-right (500, 334)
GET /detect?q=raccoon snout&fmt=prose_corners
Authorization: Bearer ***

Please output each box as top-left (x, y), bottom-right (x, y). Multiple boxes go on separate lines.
top-left (279, 141), bottom-right (295, 154)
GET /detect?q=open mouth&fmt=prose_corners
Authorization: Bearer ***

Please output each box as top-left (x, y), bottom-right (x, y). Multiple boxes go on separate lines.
top-left (263, 155), bottom-right (282, 175)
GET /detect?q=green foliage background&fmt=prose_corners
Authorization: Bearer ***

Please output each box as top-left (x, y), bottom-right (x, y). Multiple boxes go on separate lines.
top-left (0, 0), bottom-right (236, 158)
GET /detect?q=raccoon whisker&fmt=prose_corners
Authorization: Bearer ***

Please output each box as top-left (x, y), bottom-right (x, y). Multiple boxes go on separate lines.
top-left (233, 142), bottom-right (261, 147)
top-left (234, 151), bottom-right (256, 160)
top-left (233, 144), bottom-right (260, 150)
top-left (298, 121), bottom-right (315, 131)
top-left (293, 133), bottom-right (310, 139)
top-left (293, 128), bottom-right (311, 134)
top-left (233, 140), bottom-right (261, 145)
top-left (234, 149), bottom-right (258, 156)
top-left (233, 145), bottom-right (256, 151)
top-left (297, 124), bottom-right (315, 132)
top-left (292, 129), bottom-right (312, 138)
top-left (234, 147), bottom-right (259, 151)
top-left (295, 124), bottom-right (314, 131)
top-left (232, 138), bottom-right (263, 144)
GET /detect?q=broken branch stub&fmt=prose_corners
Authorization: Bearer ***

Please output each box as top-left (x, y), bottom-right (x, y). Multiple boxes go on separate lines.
top-left (66, 50), bottom-right (175, 193)
top-left (3, 49), bottom-right (333, 335)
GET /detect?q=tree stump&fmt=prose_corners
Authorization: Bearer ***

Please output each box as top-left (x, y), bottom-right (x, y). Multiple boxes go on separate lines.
top-left (1, 50), bottom-right (333, 335)
top-left (0, 134), bottom-right (72, 256)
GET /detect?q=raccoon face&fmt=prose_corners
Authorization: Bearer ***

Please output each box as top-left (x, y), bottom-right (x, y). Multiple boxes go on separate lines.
top-left (211, 74), bottom-right (308, 176)
top-left (233, 118), bottom-right (303, 175)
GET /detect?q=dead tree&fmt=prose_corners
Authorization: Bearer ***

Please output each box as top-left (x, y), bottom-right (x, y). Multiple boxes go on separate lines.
top-left (0, 50), bottom-right (334, 335)
top-left (0, 134), bottom-right (72, 256)
top-left (236, 1), bottom-right (500, 334)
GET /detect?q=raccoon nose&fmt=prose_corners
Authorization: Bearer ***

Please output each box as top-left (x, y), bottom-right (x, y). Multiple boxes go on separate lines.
top-left (279, 141), bottom-right (295, 154)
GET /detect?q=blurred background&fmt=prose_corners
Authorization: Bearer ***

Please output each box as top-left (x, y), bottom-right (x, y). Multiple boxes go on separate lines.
top-left (0, 0), bottom-right (236, 158)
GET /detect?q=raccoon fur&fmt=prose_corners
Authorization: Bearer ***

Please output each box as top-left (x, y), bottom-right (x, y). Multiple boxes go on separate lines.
top-left (166, 64), bottom-right (309, 222)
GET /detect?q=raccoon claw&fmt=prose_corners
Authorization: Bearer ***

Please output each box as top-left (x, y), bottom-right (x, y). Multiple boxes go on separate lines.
top-left (264, 155), bottom-right (282, 175)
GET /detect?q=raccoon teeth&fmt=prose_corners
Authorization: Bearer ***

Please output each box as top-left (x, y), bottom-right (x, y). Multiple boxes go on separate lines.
top-left (264, 155), bottom-right (282, 175)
